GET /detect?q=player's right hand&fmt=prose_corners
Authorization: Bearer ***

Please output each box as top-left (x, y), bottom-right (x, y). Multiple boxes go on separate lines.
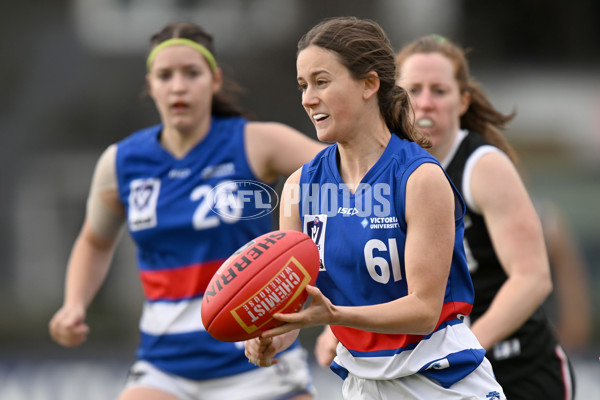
top-left (245, 336), bottom-right (278, 367)
top-left (49, 305), bottom-right (90, 347)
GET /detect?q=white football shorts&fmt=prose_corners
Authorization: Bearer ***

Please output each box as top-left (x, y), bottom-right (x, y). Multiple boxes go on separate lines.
top-left (122, 347), bottom-right (316, 400)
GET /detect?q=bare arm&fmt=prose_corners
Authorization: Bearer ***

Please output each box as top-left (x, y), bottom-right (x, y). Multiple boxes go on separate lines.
top-left (245, 122), bottom-right (326, 182)
top-left (49, 145), bottom-right (126, 347)
top-left (469, 152), bottom-right (552, 350)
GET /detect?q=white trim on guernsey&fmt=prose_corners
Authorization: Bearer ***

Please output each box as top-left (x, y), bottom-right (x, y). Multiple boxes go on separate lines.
top-left (140, 298), bottom-right (205, 335)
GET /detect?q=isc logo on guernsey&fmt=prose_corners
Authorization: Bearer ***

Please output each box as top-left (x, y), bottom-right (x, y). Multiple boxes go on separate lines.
top-left (338, 207), bottom-right (359, 216)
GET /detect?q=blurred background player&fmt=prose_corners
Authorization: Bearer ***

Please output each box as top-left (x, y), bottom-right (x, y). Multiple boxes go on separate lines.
top-left (395, 34), bottom-right (575, 400)
top-left (49, 21), bottom-right (324, 400)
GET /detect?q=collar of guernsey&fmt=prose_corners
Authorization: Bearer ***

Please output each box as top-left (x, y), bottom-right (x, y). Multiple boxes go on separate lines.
top-left (146, 38), bottom-right (218, 71)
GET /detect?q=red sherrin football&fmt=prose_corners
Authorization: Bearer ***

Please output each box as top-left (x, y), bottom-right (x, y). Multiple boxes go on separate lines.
top-left (201, 230), bottom-right (320, 342)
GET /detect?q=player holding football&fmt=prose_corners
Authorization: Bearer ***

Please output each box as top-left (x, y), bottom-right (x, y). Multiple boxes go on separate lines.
top-left (245, 16), bottom-right (506, 400)
top-left (49, 21), bottom-right (323, 400)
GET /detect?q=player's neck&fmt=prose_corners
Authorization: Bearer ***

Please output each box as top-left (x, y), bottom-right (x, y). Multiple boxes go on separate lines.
top-left (161, 119), bottom-right (211, 159)
top-left (337, 131), bottom-right (390, 191)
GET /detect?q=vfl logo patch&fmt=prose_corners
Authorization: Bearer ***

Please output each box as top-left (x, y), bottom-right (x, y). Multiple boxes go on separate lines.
top-left (128, 178), bottom-right (160, 231)
top-left (308, 216), bottom-right (323, 243)
top-left (304, 214), bottom-right (327, 271)
top-left (133, 184), bottom-right (153, 209)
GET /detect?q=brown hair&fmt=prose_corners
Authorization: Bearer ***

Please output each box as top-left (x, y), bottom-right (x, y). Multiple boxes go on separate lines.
top-left (396, 34), bottom-right (517, 162)
top-left (298, 16), bottom-right (428, 147)
top-left (149, 21), bottom-right (252, 119)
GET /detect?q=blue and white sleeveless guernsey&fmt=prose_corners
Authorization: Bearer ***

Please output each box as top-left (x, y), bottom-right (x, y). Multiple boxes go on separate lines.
top-left (115, 116), bottom-right (298, 380)
top-left (299, 134), bottom-right (485, 389)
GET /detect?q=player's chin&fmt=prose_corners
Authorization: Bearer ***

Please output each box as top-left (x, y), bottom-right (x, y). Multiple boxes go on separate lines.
top-left (315, 126), bottom-right (337, 143)
top-left (168, 117), bottom-right (196, 133)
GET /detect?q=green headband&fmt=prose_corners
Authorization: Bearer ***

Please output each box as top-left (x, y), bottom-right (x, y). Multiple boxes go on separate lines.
top-left (146, 38), bottom-right (218, 72)
top-left (430, 34), bottom-right (448, 44)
